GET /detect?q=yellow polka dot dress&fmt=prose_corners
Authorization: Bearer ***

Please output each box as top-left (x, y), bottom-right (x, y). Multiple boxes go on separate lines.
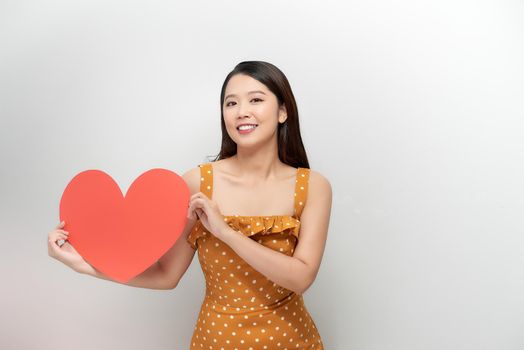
top-left (186, 162), bottom-right (324, 350)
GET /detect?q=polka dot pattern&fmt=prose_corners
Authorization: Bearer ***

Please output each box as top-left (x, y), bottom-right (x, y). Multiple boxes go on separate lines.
top-left (186, 163), bottom-right (323, 349)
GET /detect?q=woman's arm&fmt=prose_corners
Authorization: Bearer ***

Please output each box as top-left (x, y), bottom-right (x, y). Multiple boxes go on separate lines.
top-left (217, 170), bottom-right (332, 295)
top-left (79, 259), bottom-right (171, 290)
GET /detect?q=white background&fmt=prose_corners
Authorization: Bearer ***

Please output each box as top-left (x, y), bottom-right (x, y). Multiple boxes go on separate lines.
top-left (1, 0), bottom-right (523, 349)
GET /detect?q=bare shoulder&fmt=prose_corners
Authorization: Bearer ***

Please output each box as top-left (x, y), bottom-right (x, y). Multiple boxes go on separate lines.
top-left (181, 166), bottom-right (201, 195)
top-left (307, 169), bottom-right (332, 197)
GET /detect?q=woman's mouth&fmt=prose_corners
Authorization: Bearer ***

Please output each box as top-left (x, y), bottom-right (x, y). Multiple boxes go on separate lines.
top-left (237, 124), bottom-right (258, 134)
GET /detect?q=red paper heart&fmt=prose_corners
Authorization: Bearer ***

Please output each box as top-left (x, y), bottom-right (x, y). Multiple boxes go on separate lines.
top-left (59, 168), bottom-right (190, 283)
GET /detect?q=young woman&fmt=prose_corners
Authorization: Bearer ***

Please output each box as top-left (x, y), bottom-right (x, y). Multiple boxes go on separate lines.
top-left (48, 60), bottom-right (332, 349)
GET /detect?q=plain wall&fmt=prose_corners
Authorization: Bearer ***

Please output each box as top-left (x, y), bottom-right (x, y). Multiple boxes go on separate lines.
top-left (1, 0), bottom-right (523, 349)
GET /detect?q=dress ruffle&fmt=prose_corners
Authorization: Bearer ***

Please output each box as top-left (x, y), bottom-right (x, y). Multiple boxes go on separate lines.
top-left (187, 215), bottom-right (301, 250)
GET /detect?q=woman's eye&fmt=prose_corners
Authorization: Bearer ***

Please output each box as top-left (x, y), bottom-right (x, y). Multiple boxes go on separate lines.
top-left (225, 98), bottom-right (262, 107)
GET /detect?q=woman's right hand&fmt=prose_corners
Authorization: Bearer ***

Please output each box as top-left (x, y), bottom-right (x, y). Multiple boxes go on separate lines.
top-left (47, 221), bottom-right (91, 274)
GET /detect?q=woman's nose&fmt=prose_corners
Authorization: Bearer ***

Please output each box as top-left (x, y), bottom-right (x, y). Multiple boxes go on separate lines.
top-left (237, 103), bottom-right (252, 118)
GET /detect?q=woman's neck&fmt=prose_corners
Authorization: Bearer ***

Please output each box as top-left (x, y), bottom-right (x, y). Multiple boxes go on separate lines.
top-left (230, 140), bottom-right (283, 182)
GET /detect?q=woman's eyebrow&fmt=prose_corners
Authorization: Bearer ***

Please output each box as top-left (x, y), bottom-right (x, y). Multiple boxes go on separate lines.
top-left (225, 90), bottom-right (266, 100)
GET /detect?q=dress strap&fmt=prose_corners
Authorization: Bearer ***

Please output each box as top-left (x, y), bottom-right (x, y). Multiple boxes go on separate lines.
top-left (293, 167), bottom-right (310, 219)
top-left (199, 163), bottom-right (213, 199)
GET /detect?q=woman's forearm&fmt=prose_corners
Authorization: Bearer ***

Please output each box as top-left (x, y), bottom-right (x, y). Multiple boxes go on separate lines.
top-left (78, 260), bottom-right (172, 290)
top-left (218, 227), bottom-right (313, 295)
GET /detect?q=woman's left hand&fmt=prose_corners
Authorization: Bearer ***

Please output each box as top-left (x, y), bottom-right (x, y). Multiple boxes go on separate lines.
top-left (187, 192), bottom-right (231, 240)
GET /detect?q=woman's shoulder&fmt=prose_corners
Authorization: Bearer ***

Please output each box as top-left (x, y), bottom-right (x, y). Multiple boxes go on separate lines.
top-left (306, 168), bottom-right (332, 196)
top-left (181, 164), bottom-right (205, 195)
top-left (181, 160), bottom-right (223, 194)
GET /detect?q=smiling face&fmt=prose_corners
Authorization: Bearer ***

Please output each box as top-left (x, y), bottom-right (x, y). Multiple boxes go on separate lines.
top-left (222, 73), bottom-right (287, 149)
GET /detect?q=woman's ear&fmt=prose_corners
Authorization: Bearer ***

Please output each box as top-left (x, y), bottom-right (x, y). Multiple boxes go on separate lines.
top-left (278, 105), bottom-right (288, 123)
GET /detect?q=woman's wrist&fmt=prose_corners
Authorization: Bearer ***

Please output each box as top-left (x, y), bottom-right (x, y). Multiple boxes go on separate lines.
top-left (217, 225), bottom-right (242, 245)
top-left (72, 258), bottom-right (92, 275)
top-left (215, 224), bottom-right (229, 239)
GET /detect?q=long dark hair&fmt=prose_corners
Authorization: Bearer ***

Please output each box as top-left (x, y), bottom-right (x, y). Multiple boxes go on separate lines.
top-left (209, 61), bottom-right (309, 169)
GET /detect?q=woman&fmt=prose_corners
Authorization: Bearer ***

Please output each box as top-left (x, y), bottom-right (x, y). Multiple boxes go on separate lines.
top-left (48, 60), bottom-right (332, 349)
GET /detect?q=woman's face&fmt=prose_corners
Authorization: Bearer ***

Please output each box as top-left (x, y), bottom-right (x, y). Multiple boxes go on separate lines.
top-left (222, 74), bottom-right (287, 149)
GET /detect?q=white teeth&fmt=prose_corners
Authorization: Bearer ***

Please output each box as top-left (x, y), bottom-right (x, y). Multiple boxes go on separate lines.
top-left (238, 124), bottom-right (257, 131)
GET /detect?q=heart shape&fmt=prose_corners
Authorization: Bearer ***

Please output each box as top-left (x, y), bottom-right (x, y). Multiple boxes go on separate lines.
top-left (59, 168), bottom-right (190, 283)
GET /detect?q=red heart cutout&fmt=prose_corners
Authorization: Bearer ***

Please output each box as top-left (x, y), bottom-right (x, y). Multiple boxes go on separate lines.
top-left (59, 168), bottom-right (190, 283)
